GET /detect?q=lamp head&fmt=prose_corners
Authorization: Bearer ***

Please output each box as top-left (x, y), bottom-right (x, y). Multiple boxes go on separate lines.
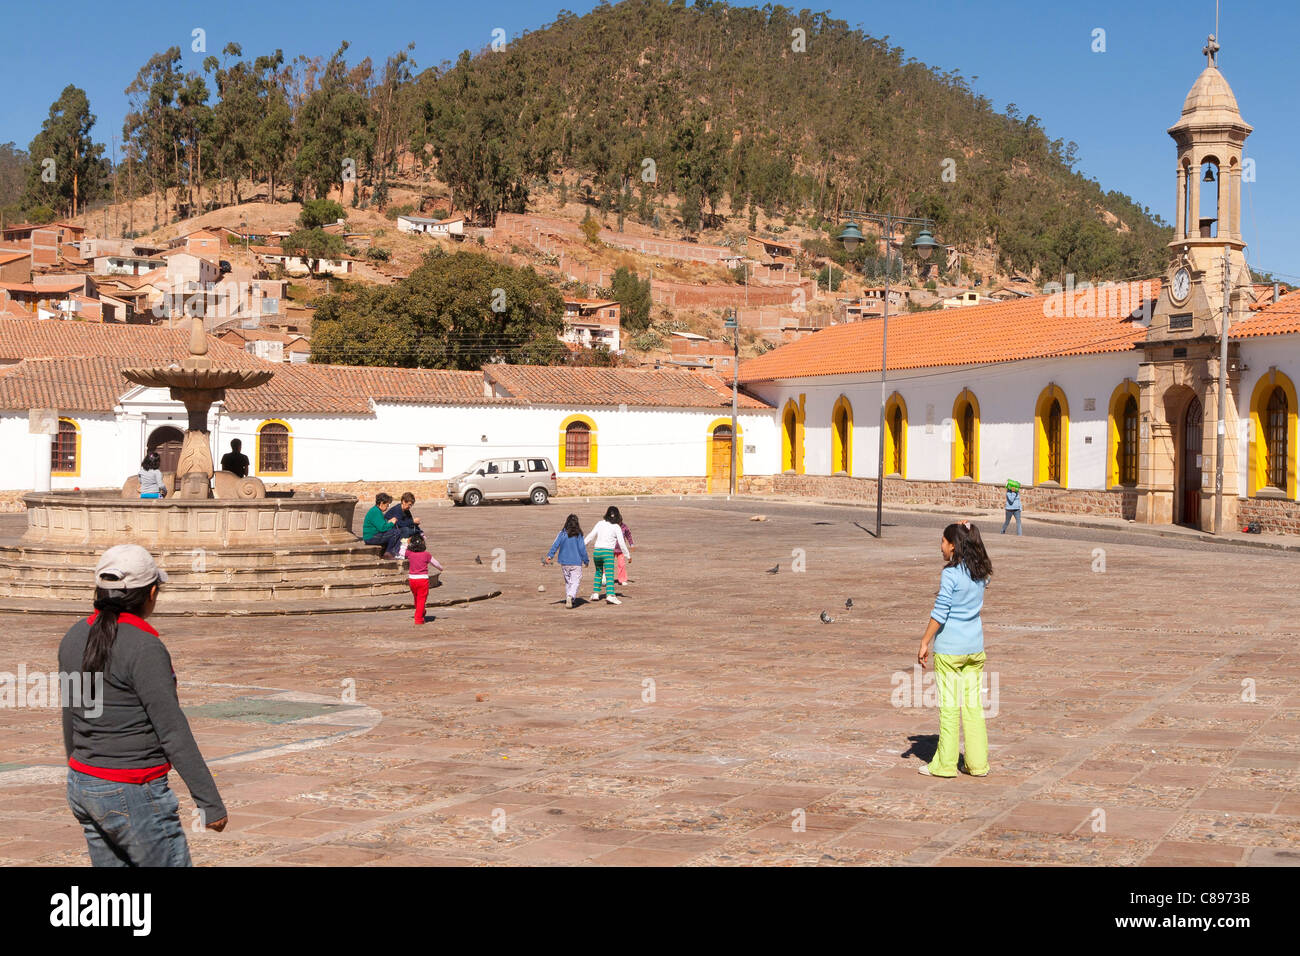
top-left (836, 221), bottom-right (864, 253)
top-left (912, 228), bottom-right (940, 261)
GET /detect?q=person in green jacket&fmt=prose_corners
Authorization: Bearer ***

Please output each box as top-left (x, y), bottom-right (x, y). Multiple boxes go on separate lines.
top-left (363, 492), bottom-right (401, 558)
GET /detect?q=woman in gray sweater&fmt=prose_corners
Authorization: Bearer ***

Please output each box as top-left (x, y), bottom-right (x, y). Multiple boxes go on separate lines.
top-left (59, 544), bottom-right (227, 866)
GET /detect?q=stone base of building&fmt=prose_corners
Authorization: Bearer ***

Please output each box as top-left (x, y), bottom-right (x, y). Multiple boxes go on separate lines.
top-left (1237, 497), bottom-right (1300, 535)
top-left (770, 474), bottom-right (1139, 518)
top-left (261, 476), bottom-right (777, 501)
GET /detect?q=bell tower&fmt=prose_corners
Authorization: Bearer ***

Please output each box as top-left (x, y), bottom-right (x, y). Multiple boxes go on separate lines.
top-left (1136, 36), bottom-right (1248, 531)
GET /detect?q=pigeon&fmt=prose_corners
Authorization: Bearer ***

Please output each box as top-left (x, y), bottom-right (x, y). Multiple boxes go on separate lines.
top-left (474, 555), bottom-right (483, 564)
top-left (819, 611), bottom-right (833, 624)
top-left (845, 598), bottom-right (853, 610)
top-left (766, 564), bottom-right (780, 574)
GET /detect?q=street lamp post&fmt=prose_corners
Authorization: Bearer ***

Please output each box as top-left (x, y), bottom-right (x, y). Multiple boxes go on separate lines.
top-left (725, 308), bottom-right (739, 496)
top-left (837, 212), bottom-right (939, 537)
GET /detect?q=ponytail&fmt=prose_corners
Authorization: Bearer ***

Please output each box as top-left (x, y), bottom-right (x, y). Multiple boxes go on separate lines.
top-left (943, 521), bottom-right (993, 582)
top-left (83, 581), bottom-right (158, 673)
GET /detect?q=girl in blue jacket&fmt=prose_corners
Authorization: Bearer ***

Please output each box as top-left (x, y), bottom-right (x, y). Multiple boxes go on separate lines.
top-left (916, 520), bottom-right (993, 777)
top-left (544, 514), bottom-right (589, 608)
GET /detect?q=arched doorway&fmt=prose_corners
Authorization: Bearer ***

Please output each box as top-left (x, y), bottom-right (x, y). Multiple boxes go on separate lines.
top-left (710, 424), bottom-right (733, 493)
top-left (147, 425), bottom-right (184, 474)
top-left (1178, 396), bottom-right (1203, 527)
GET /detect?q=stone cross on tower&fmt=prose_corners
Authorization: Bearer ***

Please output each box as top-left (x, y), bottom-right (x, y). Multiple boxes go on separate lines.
top-left (1203, 33), bottom-right (1220, 68)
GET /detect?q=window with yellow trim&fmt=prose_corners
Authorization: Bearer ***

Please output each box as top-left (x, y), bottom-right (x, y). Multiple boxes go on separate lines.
top-left (780, 398), bottom-right (804, 474)
top-left (558, 414), bottom-right (598, 472)
top-left (951, 389), bottom-right (980, 480)
top-left (1034, 385), bottom-right (1069, 487)
top-left (884, 393), bottom-right (907, 478)
top-left (256, 420), bottom-right (292, 476)
top-left (831, 396), bottom-right (852, 474)
top-left (1107, 380), bottom-right (1140, 488)
top-left (1249, 370), bottom-right (1297, 498)
top-left (51, 418), bottom-right (80, 476)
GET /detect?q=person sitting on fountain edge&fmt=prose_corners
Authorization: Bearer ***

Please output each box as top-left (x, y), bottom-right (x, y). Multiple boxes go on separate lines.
top-left (220, 439), bottom-right (249, 478)
top-left (363, 492), bottom-right (402, 559)
top-left (385, 492), bottom-right (422, 540)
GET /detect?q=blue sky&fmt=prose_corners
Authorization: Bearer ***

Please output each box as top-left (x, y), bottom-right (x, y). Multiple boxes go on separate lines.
top-left (3, 0), bottom-right (1295, 275)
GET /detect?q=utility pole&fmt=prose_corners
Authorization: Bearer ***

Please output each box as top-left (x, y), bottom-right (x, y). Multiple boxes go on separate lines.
top-left (727, 308), bottom-right (739, 496)
top-left (1215, 243), bottom-right (1230, 534)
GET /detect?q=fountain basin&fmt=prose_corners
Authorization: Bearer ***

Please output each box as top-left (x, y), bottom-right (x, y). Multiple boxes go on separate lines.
top-left (23, 490), bottom-right (358, 549)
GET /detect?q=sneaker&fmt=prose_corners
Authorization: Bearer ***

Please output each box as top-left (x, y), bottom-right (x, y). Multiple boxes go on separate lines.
top-left (606, 596), bottom-right (622, 605)
top-left (589, 593), bottom-right (601, 602)
top-left (565, 596), bottom-right (573, 608)
top-left (917, 763), bottom-right (933, 776)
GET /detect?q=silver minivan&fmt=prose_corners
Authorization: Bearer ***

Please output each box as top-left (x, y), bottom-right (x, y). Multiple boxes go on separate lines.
top-left (447, 456), bottom-right (557, 506)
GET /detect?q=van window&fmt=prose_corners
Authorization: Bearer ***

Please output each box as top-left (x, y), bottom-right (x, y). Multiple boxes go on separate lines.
top-left (486, 461), bottom-right (500, 474)
top-left (509, 459), bottom-right (525, 473)
top-left (528, 459), bottom-right (548, 472)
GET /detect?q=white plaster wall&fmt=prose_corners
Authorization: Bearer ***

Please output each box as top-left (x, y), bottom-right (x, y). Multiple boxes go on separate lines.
top-left (220, 403), bottom-right (778, 483)
top-left (748, 351), bottom-right (1142, 489)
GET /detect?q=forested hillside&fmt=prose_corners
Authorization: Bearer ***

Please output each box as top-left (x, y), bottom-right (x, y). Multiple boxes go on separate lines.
top-left (7, 0), bottom-right (1172, 281)
top-left (412, 0), bottom-right (1171, 279)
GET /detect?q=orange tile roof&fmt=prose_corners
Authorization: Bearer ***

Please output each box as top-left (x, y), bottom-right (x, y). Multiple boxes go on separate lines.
top-left (224, 364), bottom-right (488, 413)
top-left (0, 250), bottom-right (29, 266)
top-left (1231, 288), bottom-right (1300, 339)
top-left (740, 280), bottom-right (1162, 382)
top-left (484, 364), bottom-right (769, 408)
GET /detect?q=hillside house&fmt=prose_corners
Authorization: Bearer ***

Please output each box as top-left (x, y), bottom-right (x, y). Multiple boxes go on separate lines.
top-left (396, 215), bottom-right (466, 238)
top-left (562, 299), bottom-right (621, 352)
top-left (746, 235), bottom-right (798, 280)
top-left (250, 245), bottom-right (354, 276)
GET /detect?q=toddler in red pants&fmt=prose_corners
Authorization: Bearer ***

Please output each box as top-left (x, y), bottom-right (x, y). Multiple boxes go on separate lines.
top-left (405, 535), bottom-right (442, 624)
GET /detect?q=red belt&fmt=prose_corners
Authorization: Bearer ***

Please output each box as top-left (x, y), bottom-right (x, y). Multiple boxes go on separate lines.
top-left (69, 757), bottom-right (171, 784)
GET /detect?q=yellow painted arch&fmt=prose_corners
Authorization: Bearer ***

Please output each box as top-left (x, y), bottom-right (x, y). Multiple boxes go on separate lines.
top-left (951, 388), bottom-right (980, 481)
top-left (52, 417), bottom-right (81, 477)
top-left (884, 392), bottom-right (908, 478)
top-left (781, 395), bottom-right (806, 474)
top-left (1249, 369), bottom-right (1297, 498)
top-left (255, 419), bottom-right (293, 477)
top-left (1034, 384), bottom-right (1069, 486)
top-left (831, 395), bottom-right (853, 474)
top-left (705, 417), bottom-right (744, 492)
top-left (558, 413), bottom-right (598, 473)
top-left (1107, 380), bottom-right (1140, 488)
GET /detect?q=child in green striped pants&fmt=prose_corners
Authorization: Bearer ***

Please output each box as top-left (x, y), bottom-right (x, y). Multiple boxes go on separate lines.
top-left (584, 506), bottom-right (631, 605)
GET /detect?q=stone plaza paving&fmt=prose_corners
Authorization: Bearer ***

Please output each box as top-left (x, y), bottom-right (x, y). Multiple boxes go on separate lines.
top-left (1, 497), bottom-right (1297, 866)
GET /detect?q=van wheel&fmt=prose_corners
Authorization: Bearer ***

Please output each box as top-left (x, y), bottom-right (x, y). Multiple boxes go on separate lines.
top-left (464, 489), bottom-right (483, 507)
top-left (530, 488), bottom-right (549, 505)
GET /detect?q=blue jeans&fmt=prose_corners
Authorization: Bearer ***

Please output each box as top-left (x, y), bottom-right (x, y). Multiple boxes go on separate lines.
top-left (364, 527), bottom-right (402, 554)
top-left (66, 769), bottom-right (192, 867)
top-left (1001, 509), bottom-right (1022, 535)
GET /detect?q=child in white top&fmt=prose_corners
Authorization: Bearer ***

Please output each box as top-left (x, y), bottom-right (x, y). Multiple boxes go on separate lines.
top-left (584, 506), bottom-right (630, 604)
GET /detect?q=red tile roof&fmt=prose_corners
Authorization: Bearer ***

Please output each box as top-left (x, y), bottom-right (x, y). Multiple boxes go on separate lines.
top-left (1231, 288), bottom-right (1300, 339)
top-left (740, 280), bottom-right (1162, 382)
top-left (484, 364), bottom-right (769, 408)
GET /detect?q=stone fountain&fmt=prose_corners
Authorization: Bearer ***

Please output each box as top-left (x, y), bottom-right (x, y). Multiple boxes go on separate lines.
top-left (122, 317), bottom-right (274, 499)
top-left (0, 318), bottom-right (500, 616)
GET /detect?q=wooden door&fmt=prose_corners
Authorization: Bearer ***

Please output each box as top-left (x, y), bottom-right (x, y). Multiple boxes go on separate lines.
top-left (147, 426), bottom-right (184, 474)
top-left (1181, 397), bottom-right (1203, 527)
top-left (711, 426), bottom-right (733, 491)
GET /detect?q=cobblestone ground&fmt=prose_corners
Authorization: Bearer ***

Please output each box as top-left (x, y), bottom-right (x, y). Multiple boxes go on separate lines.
top-left (2, 498), bottom-right (1297, 867)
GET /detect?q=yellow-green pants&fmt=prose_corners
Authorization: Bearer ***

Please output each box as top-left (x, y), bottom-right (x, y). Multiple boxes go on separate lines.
top-left (928, 652), bottom-right (989, 777)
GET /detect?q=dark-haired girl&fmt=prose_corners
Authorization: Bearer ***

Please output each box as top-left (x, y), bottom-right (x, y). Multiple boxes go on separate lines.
top-left (584, 506), bottom-right (630, 605)
top-left (405, 534), bottom-right (442, 625)
top-left (916, 520), bottom-right (992, 778)
top-left (544, 514), bottom-right (589, 608)
top-left (138, 452), bottom-right (166, 499)
top-left (58, 545), bottom-right (227, 866)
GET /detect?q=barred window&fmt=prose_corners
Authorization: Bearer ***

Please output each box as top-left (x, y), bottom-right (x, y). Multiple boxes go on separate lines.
top-left (258, 422), bottom-right (290, 474)
top-left (1046, 400), bottom-right (1063, 484)
top-left (1266, 387), bottom-right (1288, 489)
top-left (1120, 396), bottom-right (1139, 486)
top-left (52, 419), bottom-right (78, 474)
top-left (565, 422), bottom-right (590, 469)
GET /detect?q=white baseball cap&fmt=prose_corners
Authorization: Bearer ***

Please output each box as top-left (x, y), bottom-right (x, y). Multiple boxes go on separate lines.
top-left (94, 544), bottom-right (169, 589)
